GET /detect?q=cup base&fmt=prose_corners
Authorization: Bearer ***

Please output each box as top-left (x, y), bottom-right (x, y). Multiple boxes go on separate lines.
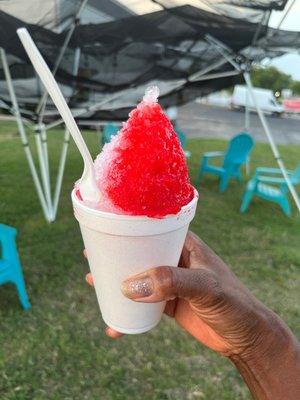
top-left (102, 317), bottom-right (161, 334)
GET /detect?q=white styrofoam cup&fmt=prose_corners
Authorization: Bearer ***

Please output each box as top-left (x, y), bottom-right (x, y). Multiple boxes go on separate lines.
top-left (72, 189), bottom-right (198, 334)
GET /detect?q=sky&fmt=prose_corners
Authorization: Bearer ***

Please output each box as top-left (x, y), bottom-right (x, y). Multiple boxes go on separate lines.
top-left (268, 0), bottom-right (300, 80)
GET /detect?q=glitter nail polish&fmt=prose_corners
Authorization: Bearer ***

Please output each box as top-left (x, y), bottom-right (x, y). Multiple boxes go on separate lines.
top-left (122, 277), bottom-right (153, 298)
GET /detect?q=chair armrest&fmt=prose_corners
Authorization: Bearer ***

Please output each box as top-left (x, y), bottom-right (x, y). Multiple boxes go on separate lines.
top-left (203, 151), bottom-right (225, 159)
top-left (257, 176), bottom-right (287, 184)
top-left (256, 167), bottom-right (293, 176)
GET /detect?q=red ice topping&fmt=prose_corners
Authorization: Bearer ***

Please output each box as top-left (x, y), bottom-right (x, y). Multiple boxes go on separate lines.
top-left (95, 98), bottom-right (194, 217)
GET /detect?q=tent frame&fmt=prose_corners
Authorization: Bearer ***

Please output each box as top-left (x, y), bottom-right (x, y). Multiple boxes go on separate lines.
top-left (1, 44), bottom-right (127, 220)
top-left (2, 2), bottom-right (299, 220)
top-left (52, 46), bottom-right (81, 220)
top-left (0, 0), bottom-right (89, 222)
top-left (0, 46), bottom-right (83, 222)
top-left (204, 34), bottom-right (300, 214)
top-left (0, 47), bottom-right (50, 221)
top-left (0, 41), bottom-right (125, 222)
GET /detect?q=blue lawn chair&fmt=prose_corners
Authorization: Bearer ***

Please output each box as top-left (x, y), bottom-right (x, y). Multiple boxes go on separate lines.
top-left (102, 123), bottom-right (119, 145)
top-left (198, 132), bottom-right (254, 192)
top-left (175, 128), bottom-right (191, 158)
top-left (240, 165), bottom-right (300, 216)
top-left (0, 224), bottom-right (30, 310)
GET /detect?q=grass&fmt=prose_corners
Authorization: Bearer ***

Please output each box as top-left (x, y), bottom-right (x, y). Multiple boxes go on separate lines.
top-left (0, 120), bottom-right (299, 400)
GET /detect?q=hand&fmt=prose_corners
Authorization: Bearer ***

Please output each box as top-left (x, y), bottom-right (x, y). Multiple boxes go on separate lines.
top-left (85, 232), bottom-right (276, 357)
top-left (84, 232), bottom-right (300, 399)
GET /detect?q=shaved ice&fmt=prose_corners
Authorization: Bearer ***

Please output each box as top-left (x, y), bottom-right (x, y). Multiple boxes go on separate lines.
top-left (91, 86), bottom-right (195, 217)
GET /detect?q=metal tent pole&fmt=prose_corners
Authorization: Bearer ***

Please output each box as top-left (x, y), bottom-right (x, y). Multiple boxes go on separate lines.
top-left (274, 0), bottom-right (297, 31)
top-left (245, 89), bottom-right (250, 132)
top-left (189, 57), bottom-right (230, 82)
top-left (244, 72), bottom-right (300, 213)
top-left (35, 0), bottom-right (89, 117)
top-left (0, 48), bottom-right (51, 221)
top-left (245, 88), bottom-right (250, 175)
top-left (32, 0), bottom-right (89, 221)
top-left (52, 130), bottom-right (70, 219)
top-left (205, 35), bottom-right (300, 214)
top-left (33, 122), bottom-right (52, 215)
top-left (191, 69), bottom-right (240, 82)
top-left (52, 47), bottom-right (81, 219)
top-left (40, 123), bottom-right (50, 178)
top-left (45, 92), bottom-right (124, 130)
top-left (45, 49), bottom-right (236, 132)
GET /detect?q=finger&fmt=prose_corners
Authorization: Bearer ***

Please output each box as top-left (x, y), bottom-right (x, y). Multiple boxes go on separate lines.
top-left (105, 326), bottom-right (123, 339)
top-left (83, 249), bottom-right (87, 258)
top-left (121, 266), bottom-right (219, 303)
top-left (164, 299), bottom-right (177, 318)
top-left (179, 231), bottom-right (205, 269)
top-left (184, 232), bottom-right (232, 276)
top-left (85, 273), bottom-right (94, 286)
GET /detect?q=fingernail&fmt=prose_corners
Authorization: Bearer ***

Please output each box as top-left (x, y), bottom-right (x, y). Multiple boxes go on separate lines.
top-left (85, 274), bottom-right (93, 285)
top-left (121, 276), bottom-right (153, 299)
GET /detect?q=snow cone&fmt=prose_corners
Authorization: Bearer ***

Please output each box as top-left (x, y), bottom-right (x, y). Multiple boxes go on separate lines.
top-left (72, 87), bottom-right (198, 334)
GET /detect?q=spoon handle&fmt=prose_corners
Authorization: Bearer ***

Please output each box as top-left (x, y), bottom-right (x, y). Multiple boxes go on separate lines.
top-left (17, 27), bottom-right (99, 202)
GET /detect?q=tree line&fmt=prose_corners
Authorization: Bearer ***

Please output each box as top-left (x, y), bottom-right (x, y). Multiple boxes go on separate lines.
top-left (251, 66), bottom-right (300, 96)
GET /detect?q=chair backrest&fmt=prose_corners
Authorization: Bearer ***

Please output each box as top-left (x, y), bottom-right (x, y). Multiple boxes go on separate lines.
top-left (0, 224), bottom-right (17, 262)
top-left (175, 128), bottom-right (187, 149)
top-left (102, 123), bottom-right (119, 144)
top-left (291, 164), bottom-right (300, 184)
top-left (223, 132), bottom-right (254, 169)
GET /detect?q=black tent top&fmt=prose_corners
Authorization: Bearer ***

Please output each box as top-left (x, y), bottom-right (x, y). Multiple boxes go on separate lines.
top-left (0, 1), bottom-right (297, 121)
top-left (211, 0), bottom-right (287, 10)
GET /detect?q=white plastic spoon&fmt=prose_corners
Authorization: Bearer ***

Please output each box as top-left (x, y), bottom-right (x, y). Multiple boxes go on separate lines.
top-left (17, 27), bottom-right (100, 203)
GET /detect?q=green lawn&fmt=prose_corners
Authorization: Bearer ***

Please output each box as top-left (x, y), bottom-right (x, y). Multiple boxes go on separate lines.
top-left (0, 120), bottom-right (299, 400)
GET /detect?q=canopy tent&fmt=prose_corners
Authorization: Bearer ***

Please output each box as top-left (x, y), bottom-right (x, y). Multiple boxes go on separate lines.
top-left (0, 0), bottom-right (299, 221)
top-left (0, 0), bottom-right (296, 120)
top-left (0, 5), bottom-right (262, 114)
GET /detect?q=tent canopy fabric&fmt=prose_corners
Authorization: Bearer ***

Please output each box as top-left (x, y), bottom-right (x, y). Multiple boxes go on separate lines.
top-left (0, 1), bottom-right (297, 121)
top-left (0, 0), bottom-right (134, 32)
top-left (107, 1), bottom-right (288, 22)
top-left (0, 1), bottom-right (289, 30)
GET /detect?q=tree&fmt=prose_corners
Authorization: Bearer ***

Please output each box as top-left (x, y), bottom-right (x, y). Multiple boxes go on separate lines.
top-left (291, 81), bottom-right (300, 96)
top-left (251, 66), bottom-right (293, 94)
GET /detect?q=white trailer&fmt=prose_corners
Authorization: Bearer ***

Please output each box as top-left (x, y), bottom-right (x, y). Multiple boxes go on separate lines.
top-left (232, 85), bottom-right (284, 116)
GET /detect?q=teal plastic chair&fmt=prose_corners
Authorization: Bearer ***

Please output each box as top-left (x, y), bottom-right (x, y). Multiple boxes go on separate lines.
top-left (102, 123), bottom-right (119, 145)
top-left (0, 224), bottom-right (30, 310)
top-left (240, 165), bottom-right (300, 216)
top-left (175, 128), bottom-right (191, 158)
top-left (198, 132), bottom-right (254, 192)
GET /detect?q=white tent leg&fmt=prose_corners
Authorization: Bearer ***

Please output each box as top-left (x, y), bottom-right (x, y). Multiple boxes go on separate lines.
top-left (40, 123), bottom-right (51, 214)
top-left (244, 72), bottom-right (300, 214)
top-left (52, 129), bottom-right (70, 218)
top-left (245, 88), bottom-right (250, 175)
top-left (0, 48), bottom-right (51, 221)
top-left (245, 156), bottom-right (250, 176)
top-left (245, 89), bottom-right (250, 131)
top-left (52, 47), bottom-right (81, 219)
top-left (40, 123), bottom-right (50, 179)
top-left (32, 0), bottom-right (88, 221)
top-left (33, 124), bottom-right (52, 218)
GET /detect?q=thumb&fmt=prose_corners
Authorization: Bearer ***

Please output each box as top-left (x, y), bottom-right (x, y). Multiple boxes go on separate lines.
top-left (121, 266), bottom-right (219, 303)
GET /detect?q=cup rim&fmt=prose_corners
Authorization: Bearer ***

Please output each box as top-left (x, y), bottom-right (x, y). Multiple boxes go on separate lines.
top-left (71, 188), bottom-right (198, 222)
